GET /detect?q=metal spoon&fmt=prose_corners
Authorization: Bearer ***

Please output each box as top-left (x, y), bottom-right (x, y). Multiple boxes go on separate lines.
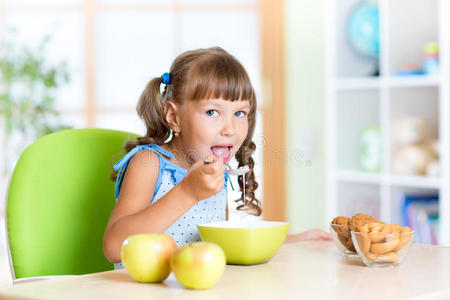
top-left (203, 160), bottom-right (250, 176)
top-left (224, 162), bottom-right (250, 176)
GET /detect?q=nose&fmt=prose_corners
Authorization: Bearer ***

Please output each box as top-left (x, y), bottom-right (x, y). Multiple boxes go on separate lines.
top-left (220, 116), bottom-right (235, 137)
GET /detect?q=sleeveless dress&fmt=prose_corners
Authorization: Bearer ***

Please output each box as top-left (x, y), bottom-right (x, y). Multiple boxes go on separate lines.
top-left (112, 144), bottom-right (229, 269)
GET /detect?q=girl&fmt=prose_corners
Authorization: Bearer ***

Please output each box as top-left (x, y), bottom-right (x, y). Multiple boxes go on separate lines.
top-left (103, 47), bottom-right (330, 264)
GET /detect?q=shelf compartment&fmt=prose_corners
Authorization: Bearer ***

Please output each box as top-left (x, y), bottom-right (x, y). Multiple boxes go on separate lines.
top-left (390, 186), bottom-right (439, 245)
top-left (388, 0), bottom-right (439, 76)
top-left (389, 87), bottom-right (439, 177)
top-left (337, 90), bottom-right (380, 171)
top-left (390, 87), bottom-right (439, 142)
top-left (335, 0), bottom-right (380, 78)
top-left (338, 182), bottom-right (381, 220)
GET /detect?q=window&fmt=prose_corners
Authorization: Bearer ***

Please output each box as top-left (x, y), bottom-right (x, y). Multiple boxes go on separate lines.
top-left (0, 0), bottom-right (264, 218)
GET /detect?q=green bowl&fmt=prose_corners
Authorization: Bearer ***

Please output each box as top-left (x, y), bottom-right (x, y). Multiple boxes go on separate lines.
top-left (197, 220), bottom-right (289, 265)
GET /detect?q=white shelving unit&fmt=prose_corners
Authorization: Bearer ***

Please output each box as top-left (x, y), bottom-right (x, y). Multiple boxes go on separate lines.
top-left (325, 0), bottom-right (450, 245)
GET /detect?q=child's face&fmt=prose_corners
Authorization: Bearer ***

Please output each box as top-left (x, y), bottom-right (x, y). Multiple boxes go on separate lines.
top-left (177, 98), bottom-right (250, 164)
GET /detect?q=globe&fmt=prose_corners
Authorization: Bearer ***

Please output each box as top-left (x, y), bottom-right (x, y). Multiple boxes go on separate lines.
top-left (347, 2), bottom-right (379, 59)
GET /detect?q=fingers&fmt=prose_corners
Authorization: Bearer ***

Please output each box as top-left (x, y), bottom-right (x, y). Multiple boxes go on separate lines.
top-left (284, 230), bottom-right (333, 243)
top-left (202, 155), bottom-right (225, 175)
top-left (191, 155), bottom-right (213, 168)
top-left (191, 154), bottom-right (218, 168)
top-left (202, 154), bottom-right (218, 165)
top-left (321, 232), bottom-right (333, 240)
top-left (310, 229), bottom-right (332, 240)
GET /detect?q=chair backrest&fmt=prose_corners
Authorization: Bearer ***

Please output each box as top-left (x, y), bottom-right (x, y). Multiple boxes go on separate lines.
top-left (6, 128), bottom-right (138, 279)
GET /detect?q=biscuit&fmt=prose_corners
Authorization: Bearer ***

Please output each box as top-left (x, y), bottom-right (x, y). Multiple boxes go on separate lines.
top-left (331, 216), bottom-right (350, 239)
top-left (392, 225), bottom-right (413, 251)
top-left (366, 251), bottom-right (399, 262)
top-left (370, 229), bottom-right (400, 254)
top-left (349, 213), bottom-right (379, 232)
top-left (345, 238), bottom-right (356, 252)
top-left (331, 216), bottom-right (354, 251)
top-left (353, 229), bottom-right (371, 254)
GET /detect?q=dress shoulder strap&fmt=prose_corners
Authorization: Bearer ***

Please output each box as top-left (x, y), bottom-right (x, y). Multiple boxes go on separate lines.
top-left (113, 144), bottom-right (174, 199)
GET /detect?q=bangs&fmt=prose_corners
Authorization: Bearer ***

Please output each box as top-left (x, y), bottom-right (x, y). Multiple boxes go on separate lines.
top-left (183, 54), bottom-right (255, 103)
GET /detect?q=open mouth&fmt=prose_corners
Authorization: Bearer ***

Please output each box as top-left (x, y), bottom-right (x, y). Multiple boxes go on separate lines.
top-left (210, 145), bottom-right (233, 162)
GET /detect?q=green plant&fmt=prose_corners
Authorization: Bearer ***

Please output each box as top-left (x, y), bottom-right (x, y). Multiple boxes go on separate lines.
top-left (0, 34), bottom-right (72, 173)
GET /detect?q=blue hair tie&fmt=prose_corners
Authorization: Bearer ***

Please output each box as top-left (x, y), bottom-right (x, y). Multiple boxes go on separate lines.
top-left (161, 72), bottom-right (170, 84)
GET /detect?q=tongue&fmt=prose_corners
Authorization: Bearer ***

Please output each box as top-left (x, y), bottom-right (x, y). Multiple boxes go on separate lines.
top-left (211, 146), bottom-right (230, 160)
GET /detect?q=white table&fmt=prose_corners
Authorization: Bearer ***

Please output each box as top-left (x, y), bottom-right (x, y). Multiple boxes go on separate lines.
top-left (1, 241), bottom-right (450, 299)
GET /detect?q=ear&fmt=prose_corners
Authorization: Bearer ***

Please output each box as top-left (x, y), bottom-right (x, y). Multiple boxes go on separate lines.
top-left (164, 101), bottom-right (180, 132)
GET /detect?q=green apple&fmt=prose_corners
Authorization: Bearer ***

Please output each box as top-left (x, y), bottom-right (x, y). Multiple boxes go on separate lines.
top-left (170, 241), bottom-right (226, 290)
top-left (121, 233), bottom-right (176, 283)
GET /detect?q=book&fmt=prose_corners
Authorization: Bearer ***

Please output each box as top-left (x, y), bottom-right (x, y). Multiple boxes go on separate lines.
top-left (401, 193), bottom-right (439, 245)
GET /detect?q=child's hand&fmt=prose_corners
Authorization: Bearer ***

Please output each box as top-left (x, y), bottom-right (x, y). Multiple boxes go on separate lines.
top-left (179, 155), bottom-right (226, 203)
top-left (284, 229), bottom-right (332, 243)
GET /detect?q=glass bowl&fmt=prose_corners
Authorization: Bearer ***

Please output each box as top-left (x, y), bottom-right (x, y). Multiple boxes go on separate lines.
top-left (329, 223), bottom-right (359, 259)
top-left (351, 229), bottom-right (415, 267)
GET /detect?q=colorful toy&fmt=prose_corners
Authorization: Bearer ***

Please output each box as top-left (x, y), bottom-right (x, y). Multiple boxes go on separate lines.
top-left (423, 42), bottom-right (439, 75)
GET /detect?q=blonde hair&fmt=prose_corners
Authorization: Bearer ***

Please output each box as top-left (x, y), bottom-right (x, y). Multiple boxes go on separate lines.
top-left (112, 47), bottom-right (261, 216)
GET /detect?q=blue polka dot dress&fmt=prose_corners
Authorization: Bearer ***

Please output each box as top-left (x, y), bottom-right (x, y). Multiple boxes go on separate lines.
top-left (112, 144), bottom-right (228, 269)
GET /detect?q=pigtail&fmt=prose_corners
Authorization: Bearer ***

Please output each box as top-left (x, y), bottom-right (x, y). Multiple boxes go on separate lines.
top-left (235, 140), bottom-right (262, 216)
top-left (110, 77), bottom-right (171, 180)
top-left (132, 77), bottom-right (172, 148)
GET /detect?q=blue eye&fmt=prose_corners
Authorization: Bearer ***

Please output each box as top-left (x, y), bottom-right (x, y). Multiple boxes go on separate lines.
top-left (206, 110), bottom-right (218, 117)
top-left (235, 111), bottom-right (246, 117)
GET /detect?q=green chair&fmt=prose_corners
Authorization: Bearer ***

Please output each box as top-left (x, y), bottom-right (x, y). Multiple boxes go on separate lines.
top-left (6, 128), bottom-right (138, 279)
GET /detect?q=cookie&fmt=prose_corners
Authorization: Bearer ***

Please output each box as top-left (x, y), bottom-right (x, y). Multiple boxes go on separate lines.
top-left (366, 251), bottom-right (399, 262)
top-left (392, 225), bottom-right (413, 251)
top-left (331, 216), bottom-right (350, 239)
top-left (345, 238), bottom-right (356, 252)
top-left (349, 213), bottom-right (379, 232)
